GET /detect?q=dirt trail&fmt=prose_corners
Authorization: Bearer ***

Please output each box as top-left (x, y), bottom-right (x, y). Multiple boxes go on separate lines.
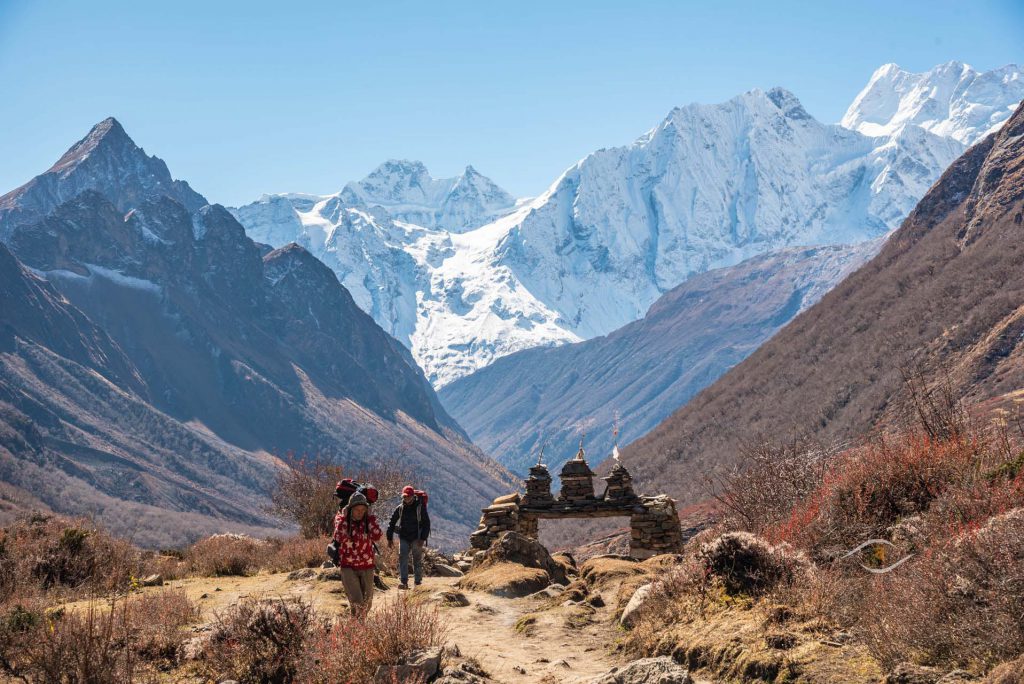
top-left (150, 572), bottom-right (629, 683)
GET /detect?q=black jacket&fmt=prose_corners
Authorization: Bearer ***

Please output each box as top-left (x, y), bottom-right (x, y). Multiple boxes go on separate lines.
top-left (387, 498), bottom-right (430, 543)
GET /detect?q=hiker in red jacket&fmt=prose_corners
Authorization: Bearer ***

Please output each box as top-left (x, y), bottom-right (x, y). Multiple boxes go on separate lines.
top-left (333, 492), bottom-right (382, 616)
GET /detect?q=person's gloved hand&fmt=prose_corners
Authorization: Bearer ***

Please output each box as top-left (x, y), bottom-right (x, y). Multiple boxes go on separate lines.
top-left (387, 538), bottom-right (394, 549)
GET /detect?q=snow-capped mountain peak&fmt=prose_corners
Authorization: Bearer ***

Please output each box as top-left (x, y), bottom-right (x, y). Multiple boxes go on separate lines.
top-left (842, 61), bottom-right (1023, 145)
top-left (232, 62), bottom-right (1024, 388)
top-left (335, 160), bottom-right (516, 232)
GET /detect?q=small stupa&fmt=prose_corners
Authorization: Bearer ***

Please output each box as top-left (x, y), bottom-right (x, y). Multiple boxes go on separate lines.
top-left (523, 446), bottom-right (554, 506)
top-left (601, 426), bottom-right (637, 501)
top-left (559, 439), bottom-right (596, 501)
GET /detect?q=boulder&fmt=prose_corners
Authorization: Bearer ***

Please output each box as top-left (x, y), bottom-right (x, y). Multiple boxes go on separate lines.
top-left (140, 574), bottom-right (163, 587)
top-left (374, 646), bottom-right (443, 683)
top-left (591, 657), bottom-right (692, 684)
top-left (492, 493), bottom-right (521, 506)
top-left (433, 563), bottom-right (465, 577)
top-left (473, 531), bottom-right (567, 583)
top-left (287, 568), bottom-right (317, 581)
top-left (437, 590), bottom-right (471, 607)
top-left (619, 583), bottom-right (653, 628)
top-left (318, 568), bottom-right (344, 581)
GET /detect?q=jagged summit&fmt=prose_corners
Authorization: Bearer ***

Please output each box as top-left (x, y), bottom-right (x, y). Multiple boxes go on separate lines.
top-left (0, 117), bottom-right (207, 239)
top-left (841, 61), bottom-right (1024, 144)
top-left (49, 116), bottom-right (132, 172)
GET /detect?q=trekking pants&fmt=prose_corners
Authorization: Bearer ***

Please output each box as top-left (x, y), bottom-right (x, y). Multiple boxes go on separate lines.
top-left (398, 538), bottom-right (424, 585)
top-left (339, 567), bottom-right (375, 616)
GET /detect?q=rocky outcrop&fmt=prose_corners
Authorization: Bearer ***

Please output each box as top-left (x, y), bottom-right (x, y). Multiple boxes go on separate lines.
top-left (590, 657), bottom-right (693, 684)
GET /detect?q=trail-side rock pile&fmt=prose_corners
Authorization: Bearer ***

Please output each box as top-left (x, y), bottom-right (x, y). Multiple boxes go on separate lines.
top-left (459, 531), bottom-right (570, 597)
top-left (630, 496), bottom-right (685, 558)
top-left (470, 493), bottom-right (520, 549)
top-left (472, 531), bottom-right (568, 584)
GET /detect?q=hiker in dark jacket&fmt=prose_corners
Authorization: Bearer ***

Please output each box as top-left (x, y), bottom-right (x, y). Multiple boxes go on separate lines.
top-left (386, 485), bottom-right (430, 588)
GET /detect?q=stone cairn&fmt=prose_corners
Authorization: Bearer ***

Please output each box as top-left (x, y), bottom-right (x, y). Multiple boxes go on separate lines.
top-left (469, 440), bottom-right (685, 557)
top-left (469, 492), bottom-right (520, 549)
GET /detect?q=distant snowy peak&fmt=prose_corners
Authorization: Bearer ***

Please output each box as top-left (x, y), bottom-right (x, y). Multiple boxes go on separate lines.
top-left (842, 61), bottom-right (1023, 145)
top-left (340, 160), bottom-right (516, 232)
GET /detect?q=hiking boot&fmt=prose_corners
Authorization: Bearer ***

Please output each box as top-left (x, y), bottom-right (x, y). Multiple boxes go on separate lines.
top-left (398, 582), bottom-right (409, 590)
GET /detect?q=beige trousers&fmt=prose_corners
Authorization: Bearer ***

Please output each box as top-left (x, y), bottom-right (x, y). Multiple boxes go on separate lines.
top-left (339, 567), bottom-right (375, 616)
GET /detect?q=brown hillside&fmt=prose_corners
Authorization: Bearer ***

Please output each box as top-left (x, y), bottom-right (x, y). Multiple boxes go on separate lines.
top-left (620, 101), bottom-right (1024, 503)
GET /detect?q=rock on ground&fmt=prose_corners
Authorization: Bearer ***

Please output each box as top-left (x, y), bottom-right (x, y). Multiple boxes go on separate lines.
top-left (473, 531), bottom-right (568, 583)
top-left (619, 583), bottom-right (653, 628)
top-left (374, 646), bottom-right (443, 683)
top-left (591, 656), bottom-right (692, 684)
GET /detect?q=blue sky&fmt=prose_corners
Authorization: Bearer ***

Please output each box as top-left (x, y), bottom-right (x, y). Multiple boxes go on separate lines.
top-left (1, 0), bottom-right (1022, 206)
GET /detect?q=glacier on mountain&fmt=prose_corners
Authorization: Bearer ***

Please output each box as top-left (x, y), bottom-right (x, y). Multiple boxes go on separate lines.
top-left (231, 62), bottom-right (1022, 388)
top-left (842, 61), bottom-right (1024, 144)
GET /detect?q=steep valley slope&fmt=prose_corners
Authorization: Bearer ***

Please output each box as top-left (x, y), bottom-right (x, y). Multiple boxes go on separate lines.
top-left (0, 119), bottom-right (513, 547)
top-left (618, 101), bottom-right (1024, 507)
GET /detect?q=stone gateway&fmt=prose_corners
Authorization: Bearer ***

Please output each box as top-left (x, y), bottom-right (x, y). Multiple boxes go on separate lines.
top-left (469, 445), bottom-right (684, 558)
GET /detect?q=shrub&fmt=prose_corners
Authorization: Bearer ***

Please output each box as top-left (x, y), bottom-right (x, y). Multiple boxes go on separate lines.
top-left (699, 532), bottom-right (807, 596)
top-left (303, 596), bottom-right (445, 683)
top-left (0, 590), bottom-right (198, 681)
top-left (706, 437), bottom-right (828, 534)
top-left (859, 507), bottom-right (1024, 672)
top-left (202, 596), bottom-right (323, 684)
top-left (185, 534), bottom-right (267, 577)
top-left (0, 515), bottom-right (145, 601)
top-left (264, 536), bottom-right (329, 574)
top-left (770, 432), bottom-right (988, 556)
top-left (269, 455), bottom-right (414, 539)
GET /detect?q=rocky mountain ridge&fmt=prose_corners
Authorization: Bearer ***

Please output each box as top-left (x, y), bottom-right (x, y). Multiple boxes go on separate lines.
top-left (0, 119), bottom-right (513, 546)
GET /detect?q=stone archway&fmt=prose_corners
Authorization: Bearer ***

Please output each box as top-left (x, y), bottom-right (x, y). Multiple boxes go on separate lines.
top-left (469, 445), bottom-right (684, 559)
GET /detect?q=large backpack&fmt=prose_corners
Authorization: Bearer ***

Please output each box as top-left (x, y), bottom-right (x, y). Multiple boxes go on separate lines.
top-left (335, 478), bottom-right (379, 508)
top-left (413, 489), bottom-right (428, 526)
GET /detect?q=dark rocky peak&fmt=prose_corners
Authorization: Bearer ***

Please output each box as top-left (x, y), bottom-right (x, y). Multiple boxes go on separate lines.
top-left (7, 190), bottom-right (139, 274)
top-left (0, 117), bottom-right (207, 239)
top-left (766, 87), bottom-right (812, 121)
top-left (263, 242), bottom-right (444, 432)
top-left (963, 101), bottom-right (1024, 239)
top-left (263, 242), bottom-right (365, 324)
top-left (192, 204), bottom-right (266, 309)
top-left (127, 194), bottom-right (197, 246)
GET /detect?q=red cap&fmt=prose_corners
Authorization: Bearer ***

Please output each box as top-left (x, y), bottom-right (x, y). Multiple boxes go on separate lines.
top-left (402, 486), bottom-right (415, 496)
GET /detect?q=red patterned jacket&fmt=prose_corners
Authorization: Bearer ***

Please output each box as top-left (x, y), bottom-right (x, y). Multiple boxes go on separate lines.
top-left (332, 511), bottom-right (382, 570)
